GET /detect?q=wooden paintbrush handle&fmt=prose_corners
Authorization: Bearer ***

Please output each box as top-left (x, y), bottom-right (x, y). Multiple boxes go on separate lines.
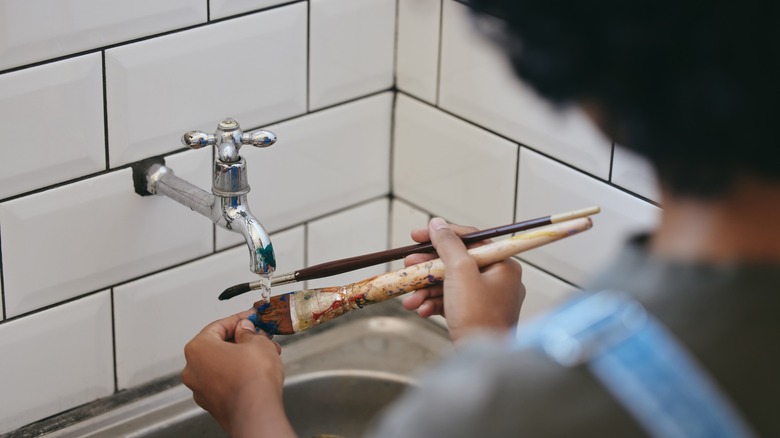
top-left (286, 217), bottom-right (592, 332)
top-left (354, 217), bottom-right (592, 302)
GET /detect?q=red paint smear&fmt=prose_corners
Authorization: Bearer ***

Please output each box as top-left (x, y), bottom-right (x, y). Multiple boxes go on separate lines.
top-left (311, 300), bottom-right (343, 322)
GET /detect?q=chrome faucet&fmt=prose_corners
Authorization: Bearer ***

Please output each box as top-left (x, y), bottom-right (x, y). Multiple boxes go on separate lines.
top-left (135, 117), bottom-right (277, 278)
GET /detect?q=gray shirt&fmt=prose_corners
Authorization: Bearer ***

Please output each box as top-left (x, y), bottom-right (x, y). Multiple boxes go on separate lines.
top-left (370, 235), bottom-right (780, 437)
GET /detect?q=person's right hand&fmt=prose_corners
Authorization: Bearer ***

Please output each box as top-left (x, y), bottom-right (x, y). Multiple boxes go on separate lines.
top-left (401, 217), bottom-right (525, 343)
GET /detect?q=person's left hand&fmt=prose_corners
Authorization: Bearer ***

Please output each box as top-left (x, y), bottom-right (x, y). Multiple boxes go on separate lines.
top-left (181, 310), bottom-right (295, 437)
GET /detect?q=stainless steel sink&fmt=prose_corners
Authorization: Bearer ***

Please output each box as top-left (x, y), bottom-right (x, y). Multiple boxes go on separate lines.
top-left (40, 304), bottom-right (452, 438)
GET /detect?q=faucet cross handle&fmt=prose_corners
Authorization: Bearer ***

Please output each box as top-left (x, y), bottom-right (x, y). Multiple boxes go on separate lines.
top-left (181, 117), bottom-right (277, 163)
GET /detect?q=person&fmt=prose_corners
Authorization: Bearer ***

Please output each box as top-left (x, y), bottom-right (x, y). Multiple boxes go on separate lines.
top-left (181, 0), bottom-right (780, 436)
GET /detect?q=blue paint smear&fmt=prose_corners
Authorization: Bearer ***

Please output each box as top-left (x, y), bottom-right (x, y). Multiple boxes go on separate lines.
top-left (279, 295), bottom-right (287, 302)
top-left (248, 312), bottom-right (279, 335)
top-left (256, 243), bottom-right (277, 270)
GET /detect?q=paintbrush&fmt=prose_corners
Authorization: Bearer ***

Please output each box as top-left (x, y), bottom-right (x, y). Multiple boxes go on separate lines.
top-left (220, 206), bottom-right (600, 300)
top-left (248, 216), bottom-right (593, 335)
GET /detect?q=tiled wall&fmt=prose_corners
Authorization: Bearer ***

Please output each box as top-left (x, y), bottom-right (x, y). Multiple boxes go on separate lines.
top-left (0, 0), bottom-right (661, 433)
top-left (392, 0), bottom-right (662, 319)
top-left (0, 1), bottom-right (394, 433)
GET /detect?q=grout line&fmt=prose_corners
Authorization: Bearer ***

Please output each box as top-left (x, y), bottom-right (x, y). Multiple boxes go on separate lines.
top-left (608, 142), bottom-right (615, 181)
top-left (435, 0), bottom-right (445, 106)
top-left (0, 146), bottom-right (191, 204)
top-left (110, 288), bottom-right (119, 393)
top-left (0, 288), bottom-right (108, 326)
top-left (101, 51), bottom-right (110, 170)
top-left (514, 255), bottom-right (582, 290)
top-left (388, 91), bottom-right (398, 199)
top-left (243, 87), bottom-right (393, 132)
top-left (396, 90), bottom-right (660, 207)
top-left (391, 0), bottom-right (400, 86)
top-left (0, 89), bottom-right (389, 206)
top-left (512, 145), bottom-right (521, 223)
top-left (0, 195), bottom-right (392, 326)
top-left (303, 221), bottom-right (309, 269)
top-left (0, 228), bottom-right (6, 320)
top-left (206, 0), bottom-right (211, 21)
top-left (0, 0), bottom-right (306, 77)
top-left (306, 0), bottom-right (311, 112)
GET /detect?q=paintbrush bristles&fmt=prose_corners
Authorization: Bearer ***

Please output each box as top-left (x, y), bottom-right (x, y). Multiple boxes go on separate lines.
top-left (251, 217), bottom-right (593, 334)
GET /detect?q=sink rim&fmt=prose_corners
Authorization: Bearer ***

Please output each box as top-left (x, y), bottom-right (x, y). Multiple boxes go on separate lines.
top-left (35, 310), bottom-right (451, 438)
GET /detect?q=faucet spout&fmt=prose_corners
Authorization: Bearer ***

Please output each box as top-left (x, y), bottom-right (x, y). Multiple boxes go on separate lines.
top-left (217, 197), bottom-right (276, 276)
top-left (141, 161), bottom-right (276, 277)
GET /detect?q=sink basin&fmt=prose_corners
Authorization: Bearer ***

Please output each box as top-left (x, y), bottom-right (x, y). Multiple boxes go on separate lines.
top-left (39, 305), bottom-right (452, 438)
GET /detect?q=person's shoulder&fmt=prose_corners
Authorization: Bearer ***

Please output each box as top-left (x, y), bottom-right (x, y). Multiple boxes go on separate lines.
top-left (368, 333), bottom-right (642, 438)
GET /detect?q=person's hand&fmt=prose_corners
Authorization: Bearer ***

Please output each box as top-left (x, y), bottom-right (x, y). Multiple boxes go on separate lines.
top-left (401, 217), bottom-right (525, 343)
top-left (181, 310), bottom-right (295, 437)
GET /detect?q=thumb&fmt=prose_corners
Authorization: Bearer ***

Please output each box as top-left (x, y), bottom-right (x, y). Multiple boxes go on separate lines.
top-left (234, 319), bottom-right (262, 344)
top-left (429, 217), bottom-right (474, 267)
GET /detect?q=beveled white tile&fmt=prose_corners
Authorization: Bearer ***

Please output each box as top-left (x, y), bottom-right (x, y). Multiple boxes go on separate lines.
top-left (389, 199), bottom-right (430, 271)
top-left (516, 261), bottom-right (578, 326)
top-left (394, 94), bottom-right (517, 230)
top-left (309, 0), bottom-right (396, 110)
top-left (0, 0), bottom-right (206, 71)
top-left (114, 226), bottom-right (304, 389)
top-left (209, 0), bottom-right (290, 20)
top-left (0, 150), bottom-right (213, 317)
top-left (0, 54), bottom-right (104, 199)
top-left (612, 144), bottom-right (661, 203)
top-left (439, 1), bottom-right (611, 178)
top-left (0, 291), bottom-right (113, 434)
top-left (215, 92), bottom-right (393, 248)
top-left (516, 148), bottom-right (661, 286)
top-left (106, 3), bottom-right (307, 167)
top-left (307, 198), bottom-right (389, 289)
top-left (396, 0), bottom-right (441, 104)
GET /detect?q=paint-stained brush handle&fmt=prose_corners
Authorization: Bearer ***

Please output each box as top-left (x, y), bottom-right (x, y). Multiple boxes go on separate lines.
top-left (251, 217), bottom-right (593, 334)
top-left (221, 206), bottom-right (600, 300)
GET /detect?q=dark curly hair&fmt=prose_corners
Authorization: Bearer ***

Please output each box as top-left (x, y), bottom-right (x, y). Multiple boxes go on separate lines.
top-left (467, 0), bottom-right (780, 196)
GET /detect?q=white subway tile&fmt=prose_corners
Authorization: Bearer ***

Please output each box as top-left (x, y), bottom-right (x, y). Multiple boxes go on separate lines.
top-left (0, 291), bottom-right (113, 434)
top-left (105, 3), bottom-right (307, 167)
top-left (439, 1), bottom-right (611, 178)
top-left (612, 144), bottom-right (661, 202)
top-left (215, 92), bottom-right (392, 248)
top-left (516, 261), bottom-right (578, 326)
top-left (309, 0), bottom-right (396, 110)
top-left (307, 198), bottom-right (389, 289)
top-left (114, 226), bottom-right (304, 389)
top-left (394, 94), bottom-right (517, 230)
top-left (516, 148), bottom-right (661, 286)
top-left (0, 0), bottom-right (206, 71)
top-left (0, 150), bottom-right (213, 317)
top-left (209, 0), bottom-right (290, 20)
top-left (389, 199), bottom-right (430, 271)
top-left (0, 54), bottom-right (104, 199)
top-left (396, 0), bottom-right (441, 104)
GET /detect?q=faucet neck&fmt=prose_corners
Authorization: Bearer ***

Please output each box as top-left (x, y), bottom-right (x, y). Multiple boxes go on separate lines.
top-left (213, 156), bottom-right (250, 197)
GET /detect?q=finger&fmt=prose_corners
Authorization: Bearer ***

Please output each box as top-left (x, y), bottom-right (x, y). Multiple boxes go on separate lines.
top-left (233, 319), bottom-right (267, 345)
top-left (428, 218), bottom-right (477, 270)
top-left (410, 227), bottom-right (431, 244)
top-left (411, 222), bottom-right (481, 243)
top-left (418, 297), bottom-right (444, 318)
top-left (199, 309), bottom-right (256, 341)
top-left (401, 287), bottom-right (443, 310)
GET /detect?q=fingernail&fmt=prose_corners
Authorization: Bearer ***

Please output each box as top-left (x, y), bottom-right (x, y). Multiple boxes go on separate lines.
top-left (430, 217), bottom-right (449, 230)
top-left (239, 319), bottom-right (255, 331)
